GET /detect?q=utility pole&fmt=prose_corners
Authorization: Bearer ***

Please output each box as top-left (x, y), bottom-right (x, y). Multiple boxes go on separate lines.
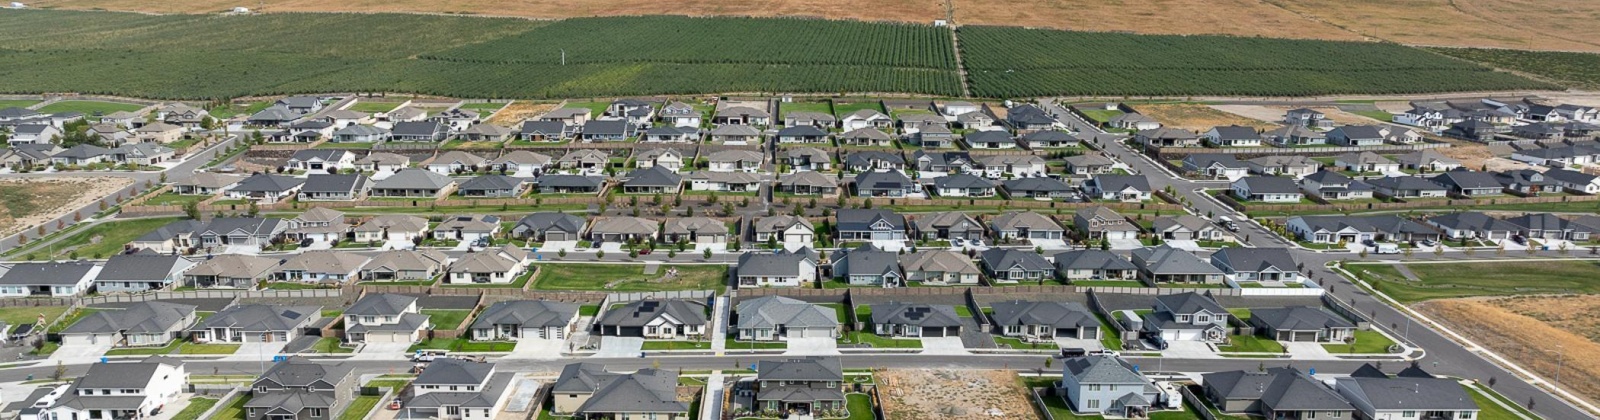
top-left (560, 49), bottom-right (566, 66)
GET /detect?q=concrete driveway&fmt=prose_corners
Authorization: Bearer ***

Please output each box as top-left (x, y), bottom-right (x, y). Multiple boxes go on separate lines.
top-left (919, 337), bottom-right (969, 355)
top-left (505, 338), bottom-right (564, 360)
top-left (1029, 238), bottom-right (1070, 251)
top-left (598, 242), bottom-right (627, 253)
top-left (356, 342), bottom-right (413, 356)
top-left (382, 239), bottom-right (415, 250)
top-left (869, 240), bottom-right (906, 252)
top-left (1164, 239), bottom-right (1201, 251)
top-left (221, 341), bottom-right (289, 361)
top-left (782, 337), bottom-right (840, 356)
top-left (594, 337), bottom-right (643, 358)
top-left (1108, 238), bottom-right (1143, 250)
top-left (1052, 337), bottom-right (1104, 351)
top-left (49, 341), bottom-right (113, 363)
top-left (542, 240), bottom-right (579, 253)
top-left (692, 242), bottom-right (723, 254)
top-left (303, 240), bottom-right (334, 251)
top-left (1284, 341), bottom-right (1339, 360)
top-left (1161, 341), bottom-right (1218, 359)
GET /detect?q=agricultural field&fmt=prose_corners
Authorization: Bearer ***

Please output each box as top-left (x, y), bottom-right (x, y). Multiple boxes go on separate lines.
top-left (1429, 48), bottom-right (1600, 91)
top-left (958, 26), bottom-right (1557, 98)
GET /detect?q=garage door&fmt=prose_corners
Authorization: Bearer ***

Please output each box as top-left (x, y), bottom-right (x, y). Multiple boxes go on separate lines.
top-left (793, 328), bottom-right (831, 338)
top-left (1172, 330), bottom-right (1200, 341)
top-left (923, 327), bottom-right (944, 337)
top-left (548, 232), bottom-right (570, 241)
top-left (1108, 231), bottom-right (1136, 240)
top-left (1292, 331), bottom-right (1318, 342)
top-left (62, 334), bottom-right (99, 346)
top-left (1056, 328), bottom-right (1077, 339)
top-left (367, 332), bottom-right (402, 343)
top-left (618, 326), bottom-right (643, 337)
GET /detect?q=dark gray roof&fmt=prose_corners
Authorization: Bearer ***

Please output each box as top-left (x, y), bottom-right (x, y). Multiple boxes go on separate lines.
top-left (0, 262), bottom-right (96, 286)
top-left (757, 357), bottom-right (843, 382)
top-left (853, 170), bottom-right (912, 191)
top-left (597, 299), bottom-right (707, 328)
top-left (735, 295), bottom-right (835, 331)
top-left (1053, 250), bottom-right (1136, 271)
top-left (582, 120), bottom-right (631, 136)
top-left (392, 120), bottom-right (443, 137)
top-left (736, 249), bottom-right (817, 277)
top-left (514, 212), bottom-right (585, 235)
top-left (375, 168), bottom-right (454, 190)
top-left (1251, 307), bottom-right (1355, 331)
top-left (1061, 355), bottom-right (1145, 384)
top-left (1302, 170), bottom-right (1353, 185)
top-left (1337, 377), bottom-right (1479, 411)
top-left (53, 144), bottom-right (110, 159)
top-left (255, 357), bottom-right (352, 389)
top-left (1092, 174), bottom-right (1151, 192)
top-left (471, 300), bottom-right (579, 329)
top-left (1020, 130), bottom-right (1078, 144)
top-left (1430, 170), bottom-right (1501, 189)
top-left (989, 300), bottom-right (1096, 330)
top-left (1237, 176), bottom-right (1301, 194)
top-left (843, 151), bottom-right (903, 167)
top-left (1210, 247), bottom-right (1298, 274)
top-left (194, 305), bottom-right (319, 332)
top-left (979, 248), bottom-right (1053, 272)
top-left (300, 173), bottom-right (368, 194)
top-left (1330, 125), bottom-right (1383, 140)
top-left (835, 244), bottom-right (900, 278)
top-left (289, 149), bottom-right (349, 162)
top-left (1427, 212), bottom-right (1515, 233)
top-left (964, 131), bottom-right (1013, 145)
top-left (96, 253), bottom-right (189, 281)
top-left (459, 174), bottom-right (526, 192)
top-left (519, 120), bottom-right (567, 136)
top-left (1503, 213), bottom-right (1589, 233)
top-left (1210, 125), bottom-right (1261, 140)
top-left (345, 293), bottom-right (416, 316)
top-left (778, 125), bottom-right (828, 137)
top-left (414, 358), bottom-right (494, 386)
top-left (835, 209), bottom-right (905, 232)
top-left (62, 301), bottom-right (196, 335)
top-left (625, 166), bottom-right (682, 187)
top-left (1003, 177), bottom-right (1073, 193)
top-left (1203, 368), bottom-right (1352, 411)
top-left (1542, 168), bottom-right (1597, 185)
top-left (933, 173), bottom-right (994, 190)
top-left (1366, 176), bottom-right (1444, 191)
top-left (535, 174), bottom-right (604, 189)
top-left (1155, 292), bottom-right (1227, 315)
top-left (576, 368), bottom-right (687, 415)
top-left (1132, 246), bottom-right (1223, 275)
top-left (1185, 153), bottom-right (1246, 168)
top-left (408, 372), bottom-right (515, 409)
top-left (233, 173), bottom-right (305, 193)
top-left (870, 302), bottom-right (962, 327)
top-left (134, 219), bottom-right (203, 242)
top-left (74, 357), bottom-right (183, 389)
top-left (1007, 104), bottom-right (1057, 125)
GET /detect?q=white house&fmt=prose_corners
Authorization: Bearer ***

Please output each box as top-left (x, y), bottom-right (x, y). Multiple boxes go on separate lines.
top-left (21, 358), bottom-right (188, 420)
top-left (0, 262), bottom-right (99, 298)
top-left (735, 249), bottom-right (818, 288)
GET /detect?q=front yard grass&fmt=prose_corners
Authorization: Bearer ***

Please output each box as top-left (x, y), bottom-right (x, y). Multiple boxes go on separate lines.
top-left (407, 338), bottom-right (516, 352)
top-left (1070, 280), bottom-right (1147, 288)
top-left (171, 397), bottom-right (218, 420)
top-left (1347, 260), bottom-right (1600, 303)
top-left (337, 395), bottom-right (381, 420)
top-left (994, 336), bottom-right (1058, 350)
top-left (177, 342), bottom-right (241, 354)
top-left (0, 306), bottom-right (68, 331)
top-left (838, 331), bottom-right (921, 349)
top-left (1466, 383), bottom-right (1539, 420)
top-left (422, 309), bottom-right (473, 329)
top-left (310, 337), bottom-right (354, 353)
top-left (530, 264), bottom-right (726, 292)
top-left (48, 308), bottom-right (99, 333)
top-left (143, 193), bottom-right (211, 206)
top-left (1323, 330), bottom-right (1398, 354)
top-left (1217, 334), bottom-right (1285, 353)
top-left (723, 338), bottom-right (788, 350)
top-left (104, 340), bottom-right (181, 355)
top-left (210, 394), bottom-right (249, 420)
top-left (640, 340), bottom-right (712, 350)
top-left (440, 269), bottom-right (534, 289)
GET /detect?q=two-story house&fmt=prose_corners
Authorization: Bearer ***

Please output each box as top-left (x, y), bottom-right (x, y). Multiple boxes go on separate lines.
top-left (343, 294), bottom-right (431, 344)
top-left (22, 357), bottom-right (188, 420)
top-left (752, 357), bottom-right (846, 416)
top-left (1056, 355), bottom-right (1163, 417)
top-left (754, 215), bottom-right (815, 250)
top-left (831, 244), bottom-right (904, 287)
top-left (551, 364), bottom-right (690, 419)
top-left (244, 358), bottom-right (356, 420)
top-left (978, 248), bottom-right (1055, 283)
top-left (1140, 292), bottom-right (1229, 345)
top-left (405, 358), bottom-right (514, 420)
top-left (1074, 206), bottom-right (1138, 241)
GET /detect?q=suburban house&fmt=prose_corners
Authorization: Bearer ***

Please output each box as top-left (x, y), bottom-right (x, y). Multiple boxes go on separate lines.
top-left (1085, 174), bottom-right (1152, 202)
top-left (1201, 368), bottom-right (1354, 419)
top-left (1140, 292), bottom-right (1229, 345)
top-left (1020, 130), bottom-right (1080, 149)
top-left (1327, 125), bottom-right (1385, 146)
top-left (538, 108), bottom-right (592, 128)
top-left (1431, 169), bottom-right (1504, 197)
top-left (835, 209), bottom-right (907, 242)
top-left (1073, 206), bottom-right (1138, 241)
top-left (964, 130), bottom-right (1016, 149)
top-left (931, 173), bottom-right (996, 197)
top-left (974, 154), bottom-right (1047, 179)
top-left (622, 166), bottom-right (683, 194)
top-left (595, 299), bottom-right (708, 339)
top-left (1426, 212), bottom-right (1517, 241)
top-left (490, 150), bottom-right (552, 174)
top-left (1496, 169), bottom-right (1562, 196)
top-left (832, 244), bottom-right (904, 287)
top-left (1287, 215), bottom-right (1440, 245)
top-left (1209, 247), bottom-right (1303, 283)
top-left (914, 150), bottom-right (976, 173)
top-left (779, 125), bottom-right (832, 144)
top-left (458, 175), bottom-right (529, 198)
top-left (342, 293), bottom-right (431, 344)
top-left (355, 152), bottom-right (409, 173)
top-left (445, 245), bottom-right (529, 285)
top-left (714, 106), bottom-right (772, 126)
top-left (989, 300), bottom-right (1101, 342)
top-left (426, 151), bottom-right (488, 174)
top-left (533, 175), bottom-right (604, 194)
top-left (842, 151), bottom-right (904, 172)
top-left (684, 171), bottom-right (760, 193)
top-left (1395, 150), bottom-right (1462, 172)
top-left (519, 120), bottom-right (572, 141)
top-left (1136, 127), bottom-right (1201, 148)
top-left (359, 249), bottom-right (449, 282)
top-left (1246, 155), bottom-right (1319, 177)
top-left (1130, 245), bottom-right (1225, 285)
top-left (841, 109), bottom-right (892, 131)
top-left (1504, 213), bottom-right (1593, 242)
top-left (20, 356), bottom-right (189, 420)
top-left (587, 217), bottom-right (660, 243)
top-left (370, 168), bottom-right (457, 198)
top-left (353, 214), bottom-right (430, 243)
top-left (273, 251), bottom-right (369, 283)
top-left (93, 252), bottom-right (196, 293)
top-left (403, 358), bottom-right (514, 420)
top-left (659, 101), bottom-right (702, 128)
top-left (1248, 307), bottom-right (1356, 343)
top-left (227, 173), bottom-right (305, 203)
top-left (126, 217), bottom-right (287, 253)
top-left (1366, 176), bottom-right (1448, 199)
top-left (707, 149), bottom-right (764, 172)
top-left (1334, 152), bottom-right (1399, 173)
top-left (1183, 154), bottom-right (1249, 180)
top-left (470, 300), bottom-right (580, 341)
top-left (1055, 355), bottom-right (1163, 417)
top-left (60, 301), bottom-right (196, 348)
top-left (778, 171), bottom-right (838, 195)
top-left (735, 249), bottom-right (819, 288)
top-left (288, 149), bottom-right (356, 172)
top-left (663, 217), bottom-right (730, 246)
top-left (708, 124), bottom-right (762, 144)
top-left (751, 357), bottom-right (846, 416)
top-left (182, 255), bottom-right (279, 289)
top-left (1063, 154), bottom-right (1116, 176)
top-left (1263, 124), bottom-right (1327, 147)
top-left (1335, 365), bottom-right (1481, 420)
top-left (1299, 171), bottom-right (1374, 201)
top-left (635, 148), bottom-right (686, 172)
top-left (1053, 250), bottom-right (1138, 281)
top-left (911, 211), bottom-right (984, 240)
top-left (0, 262), bottom-right (98, 298)
top-left (754, 215), bottom-right (815, 250)
top-left (991, 211), bottom-right (1065, 241)
top-left (1231, 176), bottom-right (1302, 203)
top-left (298, 173), bottom-right (370, 201)
top-left (391, 120), bottom-right (448, 142)
top-left (1006, 104), bottom-right (1061, 132)
top-left (1151, 215), bottom-right (1224, 242)
top-left (460, 123), bottom-right (514, 142)
top-left (512, 212), bottom-right (586, 242)
top-left (243, 358), bottom-right (356, 420)
top-left (331, 124), bottom-right (389, 143)
top-left (898, 250), bottom-right (980, 285)
top-left (869, 302), bottom-right (962, 337)
top-left (782, 147), bottom-right (833, 172)
top-left (735, 296), bottom-right (838, 341)
top-left (1108, 112), bottom-right (1161, 130)
top-left (191, 304), bottom-right (322, 343)
top-left (551, 364), bottom-right (690, 419)
top-left (978, 248), bottom-right (1055, 283)
top-left (109, 143), bottom-right (175, 166)
top-left (1543, 167), bottom-right (1600, 194)
top-left (1202, 125), bottom-right (1263, 147)
top-left (1002, 177), bottom-right (1076, 199)
top-left (433, 214), bottom-right (503, 243)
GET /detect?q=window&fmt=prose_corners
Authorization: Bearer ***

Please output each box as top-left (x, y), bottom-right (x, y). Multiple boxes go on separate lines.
top-left (1176, 315), bottom-right (1190, 323)
top-left (449, 386), bottom-right (459, 391)
top-left (465, 386), bottom-right (475, 391)
top-left (1459, 413), bottom-right (1473, 419)
top-left (248, 409), bottom-right (256, 418)
top-left (257, 386), bottom-right (268, 392)
top-left (1403, 412), bottom-right (1416, 418)
top-left (1087, 384), bottom-right (1101, 391)
top-left (311, 409), bottom-right (324, 417)
top-left (445, 406), bottom-right (460, 415)
top-left (1332, 412), bottom-right (1342, 418)
top-left (1196, 315), bottom-right (1210, 323)
top-left (1086, 400), bottom-right (1100, 409)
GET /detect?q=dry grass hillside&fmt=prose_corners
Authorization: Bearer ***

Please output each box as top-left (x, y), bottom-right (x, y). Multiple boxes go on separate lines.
top-left (1416, 297), bottom-right (1600, 408)
top-left (29, 0), bottom-right (1600, 52)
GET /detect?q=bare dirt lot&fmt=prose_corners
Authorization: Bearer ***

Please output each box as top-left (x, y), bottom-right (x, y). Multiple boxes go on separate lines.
top-left (1416, 296), bottom-right (1600, 409)
top-left (1133, 103), bottom-right (1276, 132)
top-left (877, 369), bottom-right (1034, 420)
top-left (33, 0), bottom-right (945, 25)
top-left (485, 101), bottom-right (557, 126)
top-left (0, 177), bottom-right (133, 238)
top-left (1210, 105), bottom-right (1381, 126)
top-left (954, 0), bottom-right (1363, 41)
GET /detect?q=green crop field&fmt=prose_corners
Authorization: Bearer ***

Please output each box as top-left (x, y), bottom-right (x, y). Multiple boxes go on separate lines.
top-left (958, 26), bottom-right (1556, 97)
top-left (1429, 47), bottom-right (1600, 90)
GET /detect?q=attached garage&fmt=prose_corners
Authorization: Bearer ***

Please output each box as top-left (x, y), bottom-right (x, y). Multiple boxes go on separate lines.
top-left (1273, 330), bottom-right (1320, 342)
top-left (789, 327), bottom-right (836, 339)
top-left (62, 333), bottom-right (116, 346)
top-left (921, 327), bottom-right (945, 337)
top-left (1105, 230), bottom-right (1137, 240)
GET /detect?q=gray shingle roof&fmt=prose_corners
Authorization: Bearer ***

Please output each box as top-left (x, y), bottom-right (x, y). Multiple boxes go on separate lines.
top-left (1366, 176), bottom-right (1444, 191)
top-left (514, 212), bottom-right (585, 236)
top-left (374, 168), bottom-right (455, 190)
top-left (1132, 246), bottom-right (1223, 275)
top-left (256, 356), bottom-right (352, 388)
top-left (459, 174), bottom-right (526, 192)
top-left (1061, 355), bottom-right (1145, 384)
top-left (597, 299), bottom-right (707, 328)
top-left (979, 248), bottom-right (1053, 272)
top-left (535, 174), bottom-right (604, 189)
top-left (933, 173), bottom-right (993, 190)
top-left (414, 358), bottom-right (494, 386)
top-left (471, 300), bottom-right (579, 330)
top-left (1430, 170), bottom-right (1501, 189)
top-left (625, 166), bottom-right (683, 187)
top-left (345, 293), bottom-right (416, 316)
top-left (1053, 250), bottom-right (1136, 271)
top-left (73, 357), bottom-right (182, 390)
top-left (1092, 174), bottom-right (1151, 192)
top-left (1210, 247), bottom-right (1298, 274)
top-left (989, 300), bottom-right (1097, 330)
top-left (1237, 176), bottom-right (1301, 194)
top-left (233, 173), bottom-right (305, 193)
top-left (1251, 306), bottom-right (1355, 331)
top-left (757, 357), bottom-right (843, 382)
top-left (301, 173), bottom-right (368, 194)
top-left (852, 170), bottom-right (912, 191)
top-left (1155, 292), bottom-right (1227, 315)
top-left (1002, 177), bottom-right (1073, 194)
top-left (96, 254), bottom-right (189, 281)
top-left (194, 305), bottom-right (320, 332)
top-left (573, 368), bottom-right (688, 415)
top-left (1203, 368), bottom-right (1353, 411)
top-left (0, 262), bottom-right (96, 286)
top-left (1336, 377), bottom-right (1479, 411)
top-left (62, 301), bottom-right (196, 335)
top-left (869, 302), bottom-right (961, 327)
top-left (736, 249), bottom-right (816, 278)
top-left (836, 244), bottom-right (901, 278)
top-left (835, 209), bottom-right (905, 232)
top-left (736, 296), bottom-right (836, 331)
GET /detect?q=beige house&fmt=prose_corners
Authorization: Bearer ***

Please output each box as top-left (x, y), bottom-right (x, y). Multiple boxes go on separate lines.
top-left (353, 215), bottom-right (429, 243)
top-left (446, 245), bottom-right (529, 284)
top-left (360, 249), bottom-right (449, 282)
top-left (899, 250), bottom-right (980, 285)
top-left (136, 122), bottom-right (185, 143)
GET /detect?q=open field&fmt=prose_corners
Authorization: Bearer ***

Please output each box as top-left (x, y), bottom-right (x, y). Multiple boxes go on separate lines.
top-left (1134, 104), bottom-right (1278, 132)
top-left (35, 100), bottom-right (143, 114)
top-left (1348, 260), bottom-right (1600, 303)
top-left (959, 27), bottom-right (1553, 98)
top-left (485, 101), bottom-right (556, 125)
top-left (0, 177), bottom-right (134, 239)
top-left (17, 217), bottom-right (185, 260)
top-left (1417, 297), bottom-right (1600, 410)
top-left (954, 0), bottom-right (1361, 42)
top-left (1209, 105), bottom-right (1383, 126)
top-left (878, 369), bottom-right (1032, 420)
top-left (529, 263), bottom-right (727, 291)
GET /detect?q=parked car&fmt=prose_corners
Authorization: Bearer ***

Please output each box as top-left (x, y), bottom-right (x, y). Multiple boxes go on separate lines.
top-left (1361, 239), bottom-right (1377, 247)
top-left (952, 239), bottom-right (965, 247)
top-left (1419, 239), bottom-right (1438, 247)
top-left (1511, 235), bottom-right (1528, 245)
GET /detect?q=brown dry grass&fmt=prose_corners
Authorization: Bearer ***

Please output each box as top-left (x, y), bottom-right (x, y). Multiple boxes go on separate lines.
top-left (34, 0), bottom-right (945, 23)
top-left (1416, 297), bottom-right (1600, 408)
top-left (0, 177), bottom-right (132, 238)
top-left (877, 369), bottom-right (1034, 420)
top-left (1268, 0), bottom-right (1600, 52)
top-left (484, 101), bottom-right (556, 126)
top-left (1209, 105), bottom-right (1379, 126)
top-left (953, 0), bottom-right (1363, 41)
top-left (1135, 103), bottom-right (1275, 132)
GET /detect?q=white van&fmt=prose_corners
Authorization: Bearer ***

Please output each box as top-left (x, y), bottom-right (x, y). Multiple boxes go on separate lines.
top-left (1374, 243), bottom-right (1401, 254)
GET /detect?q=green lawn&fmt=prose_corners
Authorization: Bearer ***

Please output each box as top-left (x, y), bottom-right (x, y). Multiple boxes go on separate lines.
top-left (640, 340), bottom-right (713, 350)
top-left (0, 99), bottom-right (39, 108)
top-left (1467, 383), bottom-right (1540, 420)
top-left (838, 331), bottom-right (922, 348)
top-left (338, 396), bottom-right (381, 420)
top-left (844, 393), bottom-right (874, 420)
top-left (211, 395), bottom-right (249, 420)
top-left (566, 101), bottom-right (610, 118)
top-left (1226, 308), bottom-right (1252, 320)
top-left (1351, 110), bottom-right (1395, 122)
top-left (0, 306), bottom-right (68, 331)
top-left (530, 264), bottom-right (727, 291)
top-left (441, 269), bottom-right (533, 289)
top-left (723, 338), bottom-right (788, 349)
top-left (48, 308), bottom-right (99, 333)
top-left (366, 379), bottom-right (411, 392)
top-left (104, 340), bottom-right (181, 355)
top-left (1217, 334), bottom-right (1285, 353)
top-left (348, 101), bottom-right (401, 113)
top-left (20, 216), bottom-right (184, 260)
top-left (422, 309), bottom-right (473, 329)
top-left (310, 337), bottom-right (354, 353)
top-left (819, 303), bottom-right (849, 324)
top-left (1079, 108), bottom-right (1124, 123)
top-left (578, 305), bottom-right (600, 316)
top-left (264, 282), bottom-right (336, 290)
top-left (1021, 377), bottom-right (1099, 419)
top-left (1071, 280), bottom-right (1147, 288)
top-left (459, 102), bottom-right (507, 112)
top-left (1348, 260), bottom-right (1600, 303)
top-left (178, 343), bottom-right (241, 354)
top-left (994, 336), bottom-right (1058, 350)
top-left (36, 100), bottom-right (143, 114)
top-left (208, 101), bottom-right (271, 118)
top-left (407, 338), bottom-right (516, 352)
top-left (1323, 330), bottom-right (1398, 354)
top-left (832, 101), bottom-right (884, 118)
top-left (954, 306), bottom-right (972, 317)
top-left (1094, 313), bottom-right (1124, 351)
top-left (171, 397), bottom-right (218, 420)
top-left (781, 101), bottom-right (833, 117)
